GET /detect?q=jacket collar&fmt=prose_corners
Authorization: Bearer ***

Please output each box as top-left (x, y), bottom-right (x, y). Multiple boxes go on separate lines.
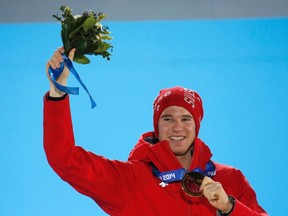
top-left (128, 132), bottom-right (212, 172)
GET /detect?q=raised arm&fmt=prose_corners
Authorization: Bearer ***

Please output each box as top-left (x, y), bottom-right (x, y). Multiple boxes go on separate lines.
top-left (43, 47), bottom-right (136, 214)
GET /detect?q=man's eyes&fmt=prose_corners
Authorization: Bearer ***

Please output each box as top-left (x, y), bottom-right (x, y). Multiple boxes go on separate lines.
top-left (182, 117), bottom-right (192, 121)
top-left (162, 117), bottom-right (192, 121)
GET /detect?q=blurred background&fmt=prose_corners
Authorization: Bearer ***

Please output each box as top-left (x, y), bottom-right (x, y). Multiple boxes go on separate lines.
top-left (0, 1), bottom-right (287, 215)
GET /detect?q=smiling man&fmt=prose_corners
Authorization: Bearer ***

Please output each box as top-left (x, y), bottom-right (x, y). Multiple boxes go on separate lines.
top-left (154, 88), bottom-right (200, 170)
top-left (158, 105), bottom-right (196, 169)
top-left (44, 48), bottom-right (268, 215)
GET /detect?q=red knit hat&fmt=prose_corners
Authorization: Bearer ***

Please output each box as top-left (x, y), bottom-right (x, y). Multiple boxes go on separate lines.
top-left (153, 86), bottom-right (204, 138)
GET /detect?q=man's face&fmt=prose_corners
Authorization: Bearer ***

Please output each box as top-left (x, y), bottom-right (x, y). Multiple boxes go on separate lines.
top-left (158, 106), bottom-right (196, 156)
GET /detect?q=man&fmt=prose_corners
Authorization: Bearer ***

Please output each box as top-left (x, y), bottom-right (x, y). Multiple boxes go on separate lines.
top-left (44, 47), bottom-right (268, 215)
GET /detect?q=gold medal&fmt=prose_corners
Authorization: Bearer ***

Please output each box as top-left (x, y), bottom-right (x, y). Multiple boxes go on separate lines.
top-left (182, 172), bottom-right (204, 197)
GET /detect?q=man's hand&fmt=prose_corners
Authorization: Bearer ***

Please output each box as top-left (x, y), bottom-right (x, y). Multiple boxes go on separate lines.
top-left (200, 176), bottom-right (233, 213)
top-left (46, 47), bottom-right (76, 97)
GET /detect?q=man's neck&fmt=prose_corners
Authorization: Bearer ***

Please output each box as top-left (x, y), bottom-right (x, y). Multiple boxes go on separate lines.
top-left (176, 150), bottom-right (193, 170)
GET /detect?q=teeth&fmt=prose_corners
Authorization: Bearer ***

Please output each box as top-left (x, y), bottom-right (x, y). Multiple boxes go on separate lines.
top-left (170, 136), bottom-right (185, 140)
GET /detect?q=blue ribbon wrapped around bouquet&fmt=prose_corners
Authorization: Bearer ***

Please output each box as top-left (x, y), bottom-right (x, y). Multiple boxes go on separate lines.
top-left (48, 54), bottom-right (96, 108)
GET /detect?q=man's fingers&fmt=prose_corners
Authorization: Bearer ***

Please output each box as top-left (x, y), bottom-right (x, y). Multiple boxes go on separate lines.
top-left (200, 176), bottom-right (214, 190)
top-left (204, 186), bottom-right (220, 201)
top-left (52, 55), bottom-right (62, 68)
top-left (198, 176), bottom-right (231, 212)
top-left (200, 177), bottom-right (222, 201)
top-left (58, 47), bottom-right (65, 53)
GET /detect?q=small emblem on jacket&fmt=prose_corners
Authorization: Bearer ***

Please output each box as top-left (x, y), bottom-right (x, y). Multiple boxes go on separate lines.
top-left (159, 182), bottom-right (169, 187)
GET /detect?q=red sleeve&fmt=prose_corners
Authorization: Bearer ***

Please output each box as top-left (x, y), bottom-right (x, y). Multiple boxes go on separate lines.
top-left (227, 169), bottom-right (268, 216)
top-left (214, 163), bottom-right (268, 216)
top-left (43, 93), bottom-right (136, 215)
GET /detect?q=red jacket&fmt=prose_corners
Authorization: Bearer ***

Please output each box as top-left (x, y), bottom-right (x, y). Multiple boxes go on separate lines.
top-left (43, 94), bottom-right (268, 216)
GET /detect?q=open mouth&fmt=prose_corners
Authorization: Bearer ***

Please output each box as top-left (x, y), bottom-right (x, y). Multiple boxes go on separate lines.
top-left (169, 136), bottom-right (185, 141)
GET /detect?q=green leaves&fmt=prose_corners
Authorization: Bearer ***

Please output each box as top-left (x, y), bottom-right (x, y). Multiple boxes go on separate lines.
top-left (71, 37), bottom-right (87, 57)
top-left (83, 16), bottom-right (96, 31)
top-left (73, 55), bottom-right (90, 64)
top-left (53, 5), bottom-right (113, 64)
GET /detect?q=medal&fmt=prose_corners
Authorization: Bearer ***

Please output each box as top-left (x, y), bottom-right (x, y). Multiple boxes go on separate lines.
top-left (182, 171), bottom-right (205, 197)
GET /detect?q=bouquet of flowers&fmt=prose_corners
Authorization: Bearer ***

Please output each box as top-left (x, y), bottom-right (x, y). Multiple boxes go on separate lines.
top-left (53, 5), bottom-right (113, 64)
top-left (48, 5), bottom-right (113, 108)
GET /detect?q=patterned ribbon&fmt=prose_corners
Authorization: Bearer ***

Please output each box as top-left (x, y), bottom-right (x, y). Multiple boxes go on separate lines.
top-left (151, 160), bottom-right (216, 183)
top-left (48, 54), bottom-right (96, 108)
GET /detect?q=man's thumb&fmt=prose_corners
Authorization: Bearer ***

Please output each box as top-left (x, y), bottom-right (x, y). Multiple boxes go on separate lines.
top-left (68, 48), bottom-right (76, 60)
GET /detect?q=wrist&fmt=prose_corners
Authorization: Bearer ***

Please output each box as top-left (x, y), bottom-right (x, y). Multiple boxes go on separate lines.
top-left (218, 196), bottom-right (236, 216)
top-left (47, 93), bottom-right (67, 101)
top-left (49, 83), bottom-right (67, 97)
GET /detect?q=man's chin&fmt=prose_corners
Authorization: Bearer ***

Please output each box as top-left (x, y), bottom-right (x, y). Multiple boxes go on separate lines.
top-left (170, 144), bottom-right (193, 156)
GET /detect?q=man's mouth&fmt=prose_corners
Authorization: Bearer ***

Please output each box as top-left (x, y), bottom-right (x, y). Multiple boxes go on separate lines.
top-left (169, 136), bottom-right (185, 141)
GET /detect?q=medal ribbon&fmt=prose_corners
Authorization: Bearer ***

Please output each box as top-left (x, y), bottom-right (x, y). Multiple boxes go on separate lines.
top-left (48, 54), bottom-right (96, 108)
top-left (151, 160), bottom-right (216, 183)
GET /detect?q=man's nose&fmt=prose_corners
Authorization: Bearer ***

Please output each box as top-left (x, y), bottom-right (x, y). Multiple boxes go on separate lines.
top-left (172, 120), bottom-right (183, 131)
